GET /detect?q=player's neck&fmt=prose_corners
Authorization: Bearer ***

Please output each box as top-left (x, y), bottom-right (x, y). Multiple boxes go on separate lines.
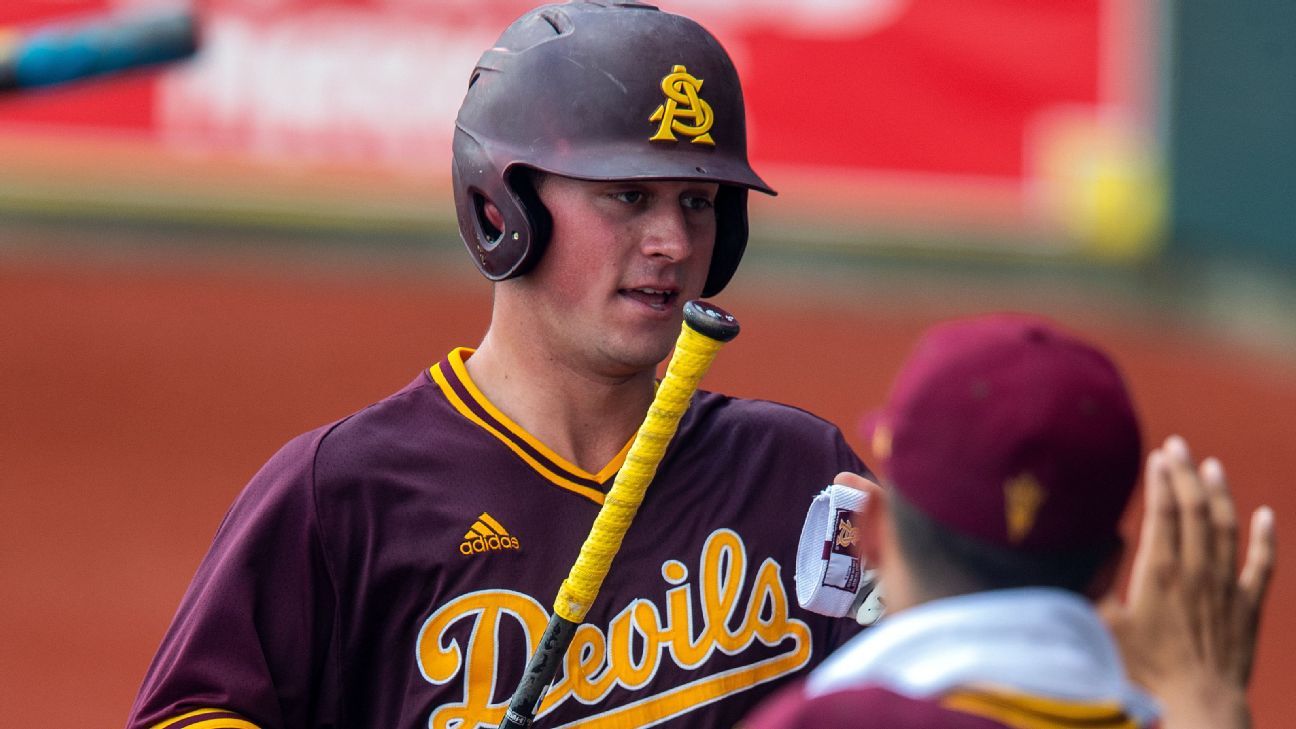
top-left (467, 328), bottom-right (656, 475)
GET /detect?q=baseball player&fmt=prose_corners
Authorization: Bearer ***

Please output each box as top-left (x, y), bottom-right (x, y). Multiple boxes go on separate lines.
top-left (127, 3), bottom-right (866, 728)
top-left (742, 314), bottom-right (1277, 729)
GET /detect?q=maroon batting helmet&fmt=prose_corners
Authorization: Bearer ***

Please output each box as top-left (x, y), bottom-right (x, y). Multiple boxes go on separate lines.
top-left (452, 0), bottom-right (775, 297)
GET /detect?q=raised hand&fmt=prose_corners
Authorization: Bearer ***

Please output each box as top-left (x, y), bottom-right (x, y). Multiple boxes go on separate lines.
top-left (1103, 435), bottom-right (1276, 729)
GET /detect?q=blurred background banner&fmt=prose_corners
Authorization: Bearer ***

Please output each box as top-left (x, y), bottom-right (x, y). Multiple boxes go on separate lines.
top-left (2, 2), bottom-right (1294, 729)
top-left (0, 0), bottom-right (1163, 259)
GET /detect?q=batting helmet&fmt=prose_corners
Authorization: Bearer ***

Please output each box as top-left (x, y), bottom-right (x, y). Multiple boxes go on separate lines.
top-left (452, 0), bottom-right (775, 297)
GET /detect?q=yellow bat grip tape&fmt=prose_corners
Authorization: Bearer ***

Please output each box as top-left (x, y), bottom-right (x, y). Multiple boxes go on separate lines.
top-left (554, 323), bottom-right (724, 623)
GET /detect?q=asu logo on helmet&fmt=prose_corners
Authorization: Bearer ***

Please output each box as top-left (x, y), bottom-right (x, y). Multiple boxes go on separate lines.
top-left (451, 0), bottom-right (775, 296)
top-left (650, 64), bottom-right (716, 145)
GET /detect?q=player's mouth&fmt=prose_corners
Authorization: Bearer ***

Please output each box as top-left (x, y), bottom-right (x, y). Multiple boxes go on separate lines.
top-left (619, 286), bottom-right (679, 312)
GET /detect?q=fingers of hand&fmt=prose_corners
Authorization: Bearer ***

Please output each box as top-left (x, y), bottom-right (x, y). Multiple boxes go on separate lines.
top-left (1122, 437), bottom-right (1275, 697)
top-left (1238, 505), bottom-right (1277, 620)
top-left (1199, 457), bottom-right (1239, 593)
top-left (1134, 446), bottom-right (1179, 602)
top-left (1163, 435), bottom-right (1213, 588)
top-left (833, 471), bottom-right (883, 498)
top-left (1231, 505), bottom-right (1276, 685)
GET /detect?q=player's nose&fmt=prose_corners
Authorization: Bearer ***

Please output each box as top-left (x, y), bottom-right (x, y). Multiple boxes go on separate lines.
top-left (639, 198), bottom-right (693, 262)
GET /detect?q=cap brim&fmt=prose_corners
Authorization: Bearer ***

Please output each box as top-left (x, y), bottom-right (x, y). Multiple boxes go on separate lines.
top-left (515, 144), bottom-right (777, 196)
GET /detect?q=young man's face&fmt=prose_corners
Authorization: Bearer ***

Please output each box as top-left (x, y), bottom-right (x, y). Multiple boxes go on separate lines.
top-left (512, 174), bottom-right (719, 377)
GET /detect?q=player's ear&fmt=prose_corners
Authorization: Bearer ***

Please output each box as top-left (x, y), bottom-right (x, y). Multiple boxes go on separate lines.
top-left (1084, 536), bottom-right (1127, 601)
top-left (483, 199), bottom-right (507, 233)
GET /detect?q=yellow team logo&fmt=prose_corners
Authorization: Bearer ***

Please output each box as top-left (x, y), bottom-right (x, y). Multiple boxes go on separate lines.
top-left (1004, 473), bottom-right (1047, 543)
top-left (835, 517), bottom-right (858, 549)
top-left (649, 64), bottom-right (716, 145)
top-left (459, 512), bottom-right (520, 555)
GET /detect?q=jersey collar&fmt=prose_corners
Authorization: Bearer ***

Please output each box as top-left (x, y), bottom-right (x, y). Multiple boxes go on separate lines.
top-left (430, 348), bottom-right (634, 504)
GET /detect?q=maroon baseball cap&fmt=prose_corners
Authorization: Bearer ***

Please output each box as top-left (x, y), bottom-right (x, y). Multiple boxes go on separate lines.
top-left (864, 314), bottom-right (1142, 551)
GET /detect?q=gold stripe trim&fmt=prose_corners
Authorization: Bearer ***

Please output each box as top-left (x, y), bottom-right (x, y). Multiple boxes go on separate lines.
top-left (446, 348), bottom-right (634, 484)
top-left (470, 522), bottom-right (494, 537)
top-left (594, 433), bottom-right (636, 484)
top-left (148, 708), bottom-right (262, 729)
top-left (552, 629), bottom-right (812, 728)
top-left (479, 512), bottom-right (509, 535)
top-left (151, 708), bottom-right (211, 729)
top-left (187, 720), bottom-right (260, 729)
top-left (941, 688), bottom-right (1138, 729)
top-left (431, 360), bottom-right (606, 504)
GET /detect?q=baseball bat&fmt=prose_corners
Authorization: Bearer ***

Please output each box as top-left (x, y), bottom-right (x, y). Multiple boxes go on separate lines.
top-left (0, 6), bottom-right (199, 92)
top-left (498, 300), bottom-right (741, 729)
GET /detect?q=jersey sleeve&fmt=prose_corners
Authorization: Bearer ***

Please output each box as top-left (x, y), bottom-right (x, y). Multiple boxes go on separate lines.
top-left (818, 426), bottom-right (872, 653)
top-left (834, 424), bottom-right (872, 481)
top-left (127, 430), bottom-right (340, 729)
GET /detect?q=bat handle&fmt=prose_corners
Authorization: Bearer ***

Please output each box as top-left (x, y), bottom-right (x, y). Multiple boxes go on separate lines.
top-left (496, 300), bottom-right (739, 728)
top-left (552, 315), bottom-right (728, 624)
top-left (499, 616), bottom-right (579, 728)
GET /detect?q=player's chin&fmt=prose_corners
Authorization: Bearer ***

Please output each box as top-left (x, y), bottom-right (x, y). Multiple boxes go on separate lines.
top-left (603, 333), bottom-right (678, 374)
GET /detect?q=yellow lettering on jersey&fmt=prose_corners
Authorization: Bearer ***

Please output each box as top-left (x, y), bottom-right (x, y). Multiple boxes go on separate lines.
top-left (415, 529), bottom-right (812, 729)
top-left (416, 591), bottom-right (550, 728)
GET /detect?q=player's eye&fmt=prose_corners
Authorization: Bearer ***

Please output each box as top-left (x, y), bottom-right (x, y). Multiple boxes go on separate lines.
top-left (610, 190), bottom-right (646, 205)
top-left (681, 194), bottom-right (714, 211)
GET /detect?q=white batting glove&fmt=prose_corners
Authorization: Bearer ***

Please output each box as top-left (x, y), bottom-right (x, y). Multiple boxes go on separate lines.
top-left (794, 483), bottom-right (886, 625)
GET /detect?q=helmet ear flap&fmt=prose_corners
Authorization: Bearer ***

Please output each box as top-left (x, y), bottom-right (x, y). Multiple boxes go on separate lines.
top-left (453, 130), bottom-right (545, 281)
top-left (703, 185), bottom-right (749, 297)
top-left (504, 168), bottom-right (553, 278)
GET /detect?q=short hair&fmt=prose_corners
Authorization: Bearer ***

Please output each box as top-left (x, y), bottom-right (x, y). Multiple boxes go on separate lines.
top-left (889, 487), bottom-right (1120, 597)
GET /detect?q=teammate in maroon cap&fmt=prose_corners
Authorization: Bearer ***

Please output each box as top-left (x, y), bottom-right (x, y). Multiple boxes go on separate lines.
top-left (743, 314), bottom-right (1277, 729)
top-left (127, 4), bottom-right (868, 728)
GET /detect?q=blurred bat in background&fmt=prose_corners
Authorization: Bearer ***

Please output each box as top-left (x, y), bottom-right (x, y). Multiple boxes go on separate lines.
top-left (0, 6), bottom-right (199, 93)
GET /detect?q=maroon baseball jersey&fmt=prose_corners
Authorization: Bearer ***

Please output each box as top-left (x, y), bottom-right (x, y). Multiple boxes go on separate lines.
top-left (743, 682), bottom-right (1158, 729)
top-left (128, 347), bottom-right (866, 729)
top-left (741, 587), bottom-right (1160, 729)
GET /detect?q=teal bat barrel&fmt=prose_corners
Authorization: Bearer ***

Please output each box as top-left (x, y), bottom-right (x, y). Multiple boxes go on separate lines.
top-left (1, 8), bottom-right (199, 91)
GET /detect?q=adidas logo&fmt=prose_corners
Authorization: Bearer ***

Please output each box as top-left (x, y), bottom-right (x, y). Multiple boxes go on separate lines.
top-left (459, 512), bottom-right (521, 556)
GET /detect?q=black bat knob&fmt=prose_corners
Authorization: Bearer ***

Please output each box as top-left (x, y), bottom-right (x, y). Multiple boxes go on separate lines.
top-left (682, 300), bottom-right (740, 343)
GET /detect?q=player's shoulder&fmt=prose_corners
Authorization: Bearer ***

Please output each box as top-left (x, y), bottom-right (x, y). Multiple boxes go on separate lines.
top-left (693, 390), bottom-right (842, 434)
top-left (310, 370), bottom-right (444, 466)
top-left (324, 370), bottom-right (437, 433)
top-left (745, 681), bottom-right (1010, 729)
top-left (250, 371), bottom-right (439, 486)
top-left (689, 389), bottom-right (852, 454)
